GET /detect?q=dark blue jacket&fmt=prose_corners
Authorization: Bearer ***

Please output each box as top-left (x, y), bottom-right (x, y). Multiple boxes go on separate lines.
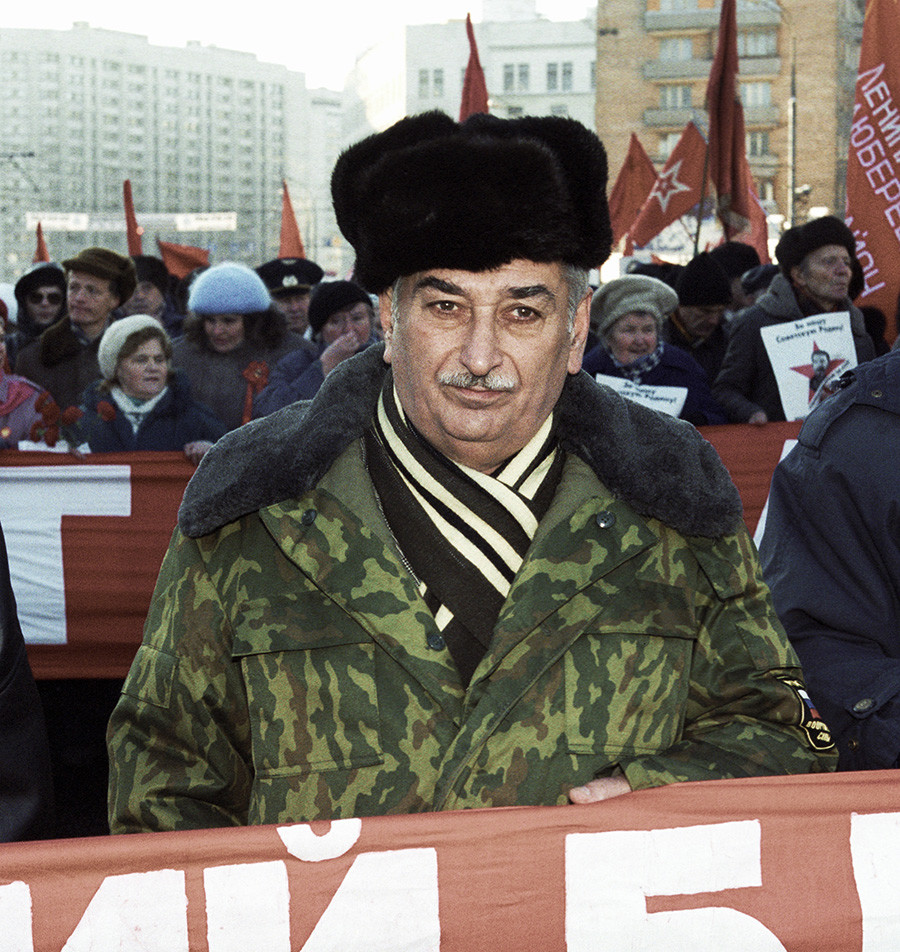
top-left (79, 370), bottom-right (226, 452)
top-left (582, 341), bottom-right (726, 426)
top-left (759, 349), bottom-right (900, 769)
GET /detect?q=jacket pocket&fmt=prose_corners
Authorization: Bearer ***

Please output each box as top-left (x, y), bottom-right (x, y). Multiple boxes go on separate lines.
top-left (231, 594), bottom-right (383, 777)
top-left (565, 625), bottom-right (695, 756)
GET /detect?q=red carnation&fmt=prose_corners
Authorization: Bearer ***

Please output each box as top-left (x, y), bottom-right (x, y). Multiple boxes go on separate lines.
top-left (61, 406), bottom-right (84, 426)
top-left (97, 401), bottom-right (116, 422)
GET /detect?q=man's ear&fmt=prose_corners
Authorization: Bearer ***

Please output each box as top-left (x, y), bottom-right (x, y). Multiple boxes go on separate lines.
top-left (567, 289), bottom-right (592, 375)
top-left (378, 288), bottom-right (394, 364)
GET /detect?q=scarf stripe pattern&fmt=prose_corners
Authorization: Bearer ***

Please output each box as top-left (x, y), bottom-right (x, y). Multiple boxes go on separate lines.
top-left (364, 376), bottom-right (563, 684)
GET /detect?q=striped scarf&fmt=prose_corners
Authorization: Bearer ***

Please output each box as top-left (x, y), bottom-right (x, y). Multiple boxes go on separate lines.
top-left (364, 373), bottom-right (563, 684)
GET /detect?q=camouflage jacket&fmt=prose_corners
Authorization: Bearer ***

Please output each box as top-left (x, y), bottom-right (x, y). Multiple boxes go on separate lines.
top-left (108, 346), bottom-right (836, 832)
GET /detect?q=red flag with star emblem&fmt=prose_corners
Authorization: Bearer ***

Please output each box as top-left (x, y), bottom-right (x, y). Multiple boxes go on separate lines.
top-left (459, 13), bottom-right (489, 120)
top-left (629, 122), bottom-right (708, 249)
top-left (609, 133), bottom-right (658, 252)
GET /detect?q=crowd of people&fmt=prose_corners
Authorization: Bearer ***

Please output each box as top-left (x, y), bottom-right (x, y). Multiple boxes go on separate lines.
top-left (1, 109), bottom-right (897, 846)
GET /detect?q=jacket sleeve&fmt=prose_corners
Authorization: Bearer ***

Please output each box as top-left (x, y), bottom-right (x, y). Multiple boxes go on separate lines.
top-left (617, 526), bottom-right (837, 789)
top-left (0, 524), bottom-right (54, 842)
top-left (253, 350), bottom-right (324, 417)
top-left (758, 410), bottom-right (900, 770)
top-left (711, 316), bottom-right (766, 422)
top-left (107, 527), bottom-right (254, 832)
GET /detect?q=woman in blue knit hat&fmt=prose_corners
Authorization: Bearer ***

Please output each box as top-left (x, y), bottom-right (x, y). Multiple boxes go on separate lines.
top-left (171, 262), bottom-right (315, 430)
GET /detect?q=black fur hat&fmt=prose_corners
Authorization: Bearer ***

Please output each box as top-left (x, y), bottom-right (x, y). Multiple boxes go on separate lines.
top-left (775, 215), bottom-right (856, 279)
top-left (331, 110), bottom-right (612, 293)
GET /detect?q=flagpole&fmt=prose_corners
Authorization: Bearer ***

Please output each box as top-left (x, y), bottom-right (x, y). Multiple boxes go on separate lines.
top-left (787, 38), bottom-right (797, 228)
top-left (694, 135), bottom-right (711, 256)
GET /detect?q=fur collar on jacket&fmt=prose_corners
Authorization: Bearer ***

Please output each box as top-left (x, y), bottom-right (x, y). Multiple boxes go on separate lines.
top-left (179, 344), bottom-right (742, 539)
top-left (37, 319), bottom-right (96, 368)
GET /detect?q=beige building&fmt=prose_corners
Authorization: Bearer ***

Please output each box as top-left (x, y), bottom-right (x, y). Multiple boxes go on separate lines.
top-left (594, 0), bottom-right (865, 224)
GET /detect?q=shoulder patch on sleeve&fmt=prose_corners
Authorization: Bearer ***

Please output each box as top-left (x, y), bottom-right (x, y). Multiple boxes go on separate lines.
top-left (774, 672), bottom-right (835, 752)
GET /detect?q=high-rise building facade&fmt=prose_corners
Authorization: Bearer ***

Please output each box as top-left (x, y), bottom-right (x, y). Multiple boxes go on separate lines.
top-left (0, 24), bottom-right (345, 277)
top-left (594, 0), bottom-right (865, 224)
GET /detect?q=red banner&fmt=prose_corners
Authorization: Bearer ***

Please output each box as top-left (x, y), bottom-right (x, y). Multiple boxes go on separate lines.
top-left (0, 770), bottom-right (898, 950)
top-left (845, 0), bottom-right (900, 334)
top-left (279, 180), bottom-right (306, 259)
top-left (3, 427), bottom-right (800, 680)
top-left (609, 132), bottom-right (658, 252)
top-left (459, 13), bottom-right (489, 120)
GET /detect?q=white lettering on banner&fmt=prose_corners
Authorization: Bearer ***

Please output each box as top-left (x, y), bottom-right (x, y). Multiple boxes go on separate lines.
top-left (594, 375), bottom-right (688, 418)
top-left (60, 869), bottom-right (188, 952)
top-left (565, 820), bottom-right (786, 951)
top-left (0, 881), bottom-right (34, 952)
top-left (278, 818), bottom-right (363, 861)
top-left (851, 811), bottom-right (900, 950)
top-left (205, 861), bottom-right (290, 952)
top-left (0, 466), bottom-right (131, 644)
top-left (301, 849), bottom-right (440, 952)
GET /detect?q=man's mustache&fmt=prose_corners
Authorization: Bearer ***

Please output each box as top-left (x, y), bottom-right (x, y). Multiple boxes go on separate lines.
top-left (438, 371), bottom-right (516, 391)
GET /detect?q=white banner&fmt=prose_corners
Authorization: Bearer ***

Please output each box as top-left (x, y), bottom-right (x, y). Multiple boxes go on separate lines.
top-left (595, 374), bottom-right (688, 418)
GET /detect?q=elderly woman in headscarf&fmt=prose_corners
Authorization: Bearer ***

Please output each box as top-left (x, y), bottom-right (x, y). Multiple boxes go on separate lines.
top-left (78, 314), bottom-right (225, 464)
top-left (582, 273), bottom-right (726, 426)
top-left (171, 262), bottom-right (313, 431)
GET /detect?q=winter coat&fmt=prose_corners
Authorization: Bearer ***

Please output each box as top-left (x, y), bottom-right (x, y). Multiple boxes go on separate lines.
top-left (107, 345), bottom-right (836, 832)
top-left (712, 273), bottom-right (875, 422)
top-left (0, 374), bottom-right (50, 448)
top-left (582, 341), bottom-right (726, 426)
top-left (78, 371), bottom-right (226, 452)
top-left (759, 349), bottom-right (900, 770)
top-left (14, 319), bottom-right (103, 411)
top-left (171, 333), bottom-right (311, 431)
top-left (0, 524), bottom-right (54, 841)
top-left (661, 318), bottom-right (728, 387)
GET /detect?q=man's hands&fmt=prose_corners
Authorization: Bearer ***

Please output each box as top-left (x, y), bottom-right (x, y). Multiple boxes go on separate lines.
top-left (568, 775), bottom-right (632, 804)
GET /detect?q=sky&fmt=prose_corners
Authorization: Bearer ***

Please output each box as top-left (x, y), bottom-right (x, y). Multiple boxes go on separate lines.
top-left (1, 1), bottom-right (594, 90)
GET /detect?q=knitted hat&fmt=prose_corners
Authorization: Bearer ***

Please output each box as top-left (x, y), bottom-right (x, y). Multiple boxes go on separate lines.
top-left (62, 247), bottom-right (137, 305)
top-left (187, 262), bottom-right (272, 315)
top-left (98, 314), bottom-right (167, 381)
top-left (14, 262), bottom-right (66, 309)
top-left (331, 110), bottom-right (612, 293)
top-left (740, 262), bottom-right (779, 297)
top-left (256, 257), bottom-right (324, 296)
top-left (775, 216), bottom-right (856, 279)
top-left (708, 241), bottom-right (761, 279)
top-left (591, 275), bottom-right (679, 338)
top-left (132, 255), bottom-right (170, 295)
top-left (308, 281), bottom-right (373, 334)
top-left (674, 252), bottom-right (732, 307)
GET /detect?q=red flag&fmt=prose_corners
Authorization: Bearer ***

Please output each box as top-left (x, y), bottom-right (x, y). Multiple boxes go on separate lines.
top-left (845, 0), bottom-right (900, 336)
top-left (459, 13), bottom-right (489, 120)
top-left (609, 133), bottom-right (658, 252)
top-left (156, 240), bottom-right (209, 280)
top-left (705, 0), bottom-right (752, 236)
top-left (279, 180), bottom-right (305, 258)
top-left (33, 222), bottom-right (50, 263)
top-left (629, 122), bottom-right (708, 249)
top-left (123, 180), bottom-right (143, 255)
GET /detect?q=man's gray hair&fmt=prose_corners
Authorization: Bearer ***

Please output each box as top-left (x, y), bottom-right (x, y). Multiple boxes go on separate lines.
top-left (391, 264), bottom-right (590, 334)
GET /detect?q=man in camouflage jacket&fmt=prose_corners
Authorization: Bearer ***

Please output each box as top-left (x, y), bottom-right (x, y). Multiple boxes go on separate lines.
top-left (108, 112), bottom-right (835, 833)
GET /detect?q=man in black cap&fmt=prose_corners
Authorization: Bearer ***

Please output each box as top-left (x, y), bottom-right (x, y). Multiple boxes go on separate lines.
top-left (661, 251), bottom-right (732, 386)
top-left (708, 240), bottom-right (761, 314)
top-left (713, 216), bottom-right (875, 424)
top-left (16, 246), bottom-right (136, 409)
top-left (255, 257), bottom-right (324, 336)
top-left (108, 112), bottom-right (834, 833)
top-left (121, 255), bottom-right (183, 337)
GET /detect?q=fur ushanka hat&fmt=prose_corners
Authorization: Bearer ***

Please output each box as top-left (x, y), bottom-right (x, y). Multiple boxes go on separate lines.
top-left (331, 110), bottom-right (612, 293)
top-left (775, 215), bottom-right (857, 279)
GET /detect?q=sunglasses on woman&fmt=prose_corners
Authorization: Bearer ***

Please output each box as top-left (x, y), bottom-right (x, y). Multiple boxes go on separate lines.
top-left (28, 291), bottom-right (63, 306)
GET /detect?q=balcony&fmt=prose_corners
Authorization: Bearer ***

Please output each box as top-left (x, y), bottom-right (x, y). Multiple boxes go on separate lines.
top-left (644, 8), bottom-right (781, 32)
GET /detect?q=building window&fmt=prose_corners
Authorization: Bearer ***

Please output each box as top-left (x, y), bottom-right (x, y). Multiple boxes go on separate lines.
top-left (737, 31), bottom-right (777, 57)
top-left (659, 37), bottom-right (692, 61)
top-left (517, 63), bottom-right (530, 92)
top-left (658, 0), bottom-right (698, 10)
top-left (433, 68), bottom-right (444, 98)
top-left (550, 104), bottom-right (569, 117)
top-left (419, 68), bottom-right (429, 98)
top-left (508, 106), bottom-right (524, 117)
top-left (659, 131), bottom-right (682, 160)
top-left (660, 84), bottom-right (692, 109)
top-left (547, 63), bottom-right (558, 92)
top-left (562, 62), bottom-right (573, 92)
top-left (746, 130), bottom-right (770, 156)
top-left (590, 61), bottom-right (596, 88)
top-left (740, 81), bottom-right (772, 108)
top-left (503, 63), bottom-right (514, 92)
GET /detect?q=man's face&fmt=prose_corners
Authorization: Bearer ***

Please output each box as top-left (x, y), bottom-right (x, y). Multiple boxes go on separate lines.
top-left (791, 244), bottom-right (853, 312)
top-left (379, 260), bottom-right (589, 475)
top-left (321, 302), bottom-right (373, 348)
top-left (67, 271), bottom-right (120, 339)
top-left (676, 303), bottom-right (726, 343)
top-left (123, 280), bottom-right (166, 318)
top-left (273, 289), bottom-right (312, 333)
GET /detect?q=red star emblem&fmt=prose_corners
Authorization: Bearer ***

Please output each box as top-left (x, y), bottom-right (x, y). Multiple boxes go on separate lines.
top-left (648, 160), bottom-right (692, 214)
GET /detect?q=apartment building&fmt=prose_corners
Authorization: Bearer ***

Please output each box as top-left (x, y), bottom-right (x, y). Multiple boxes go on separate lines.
top-left (594, 0), bottom-right (865, 222)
